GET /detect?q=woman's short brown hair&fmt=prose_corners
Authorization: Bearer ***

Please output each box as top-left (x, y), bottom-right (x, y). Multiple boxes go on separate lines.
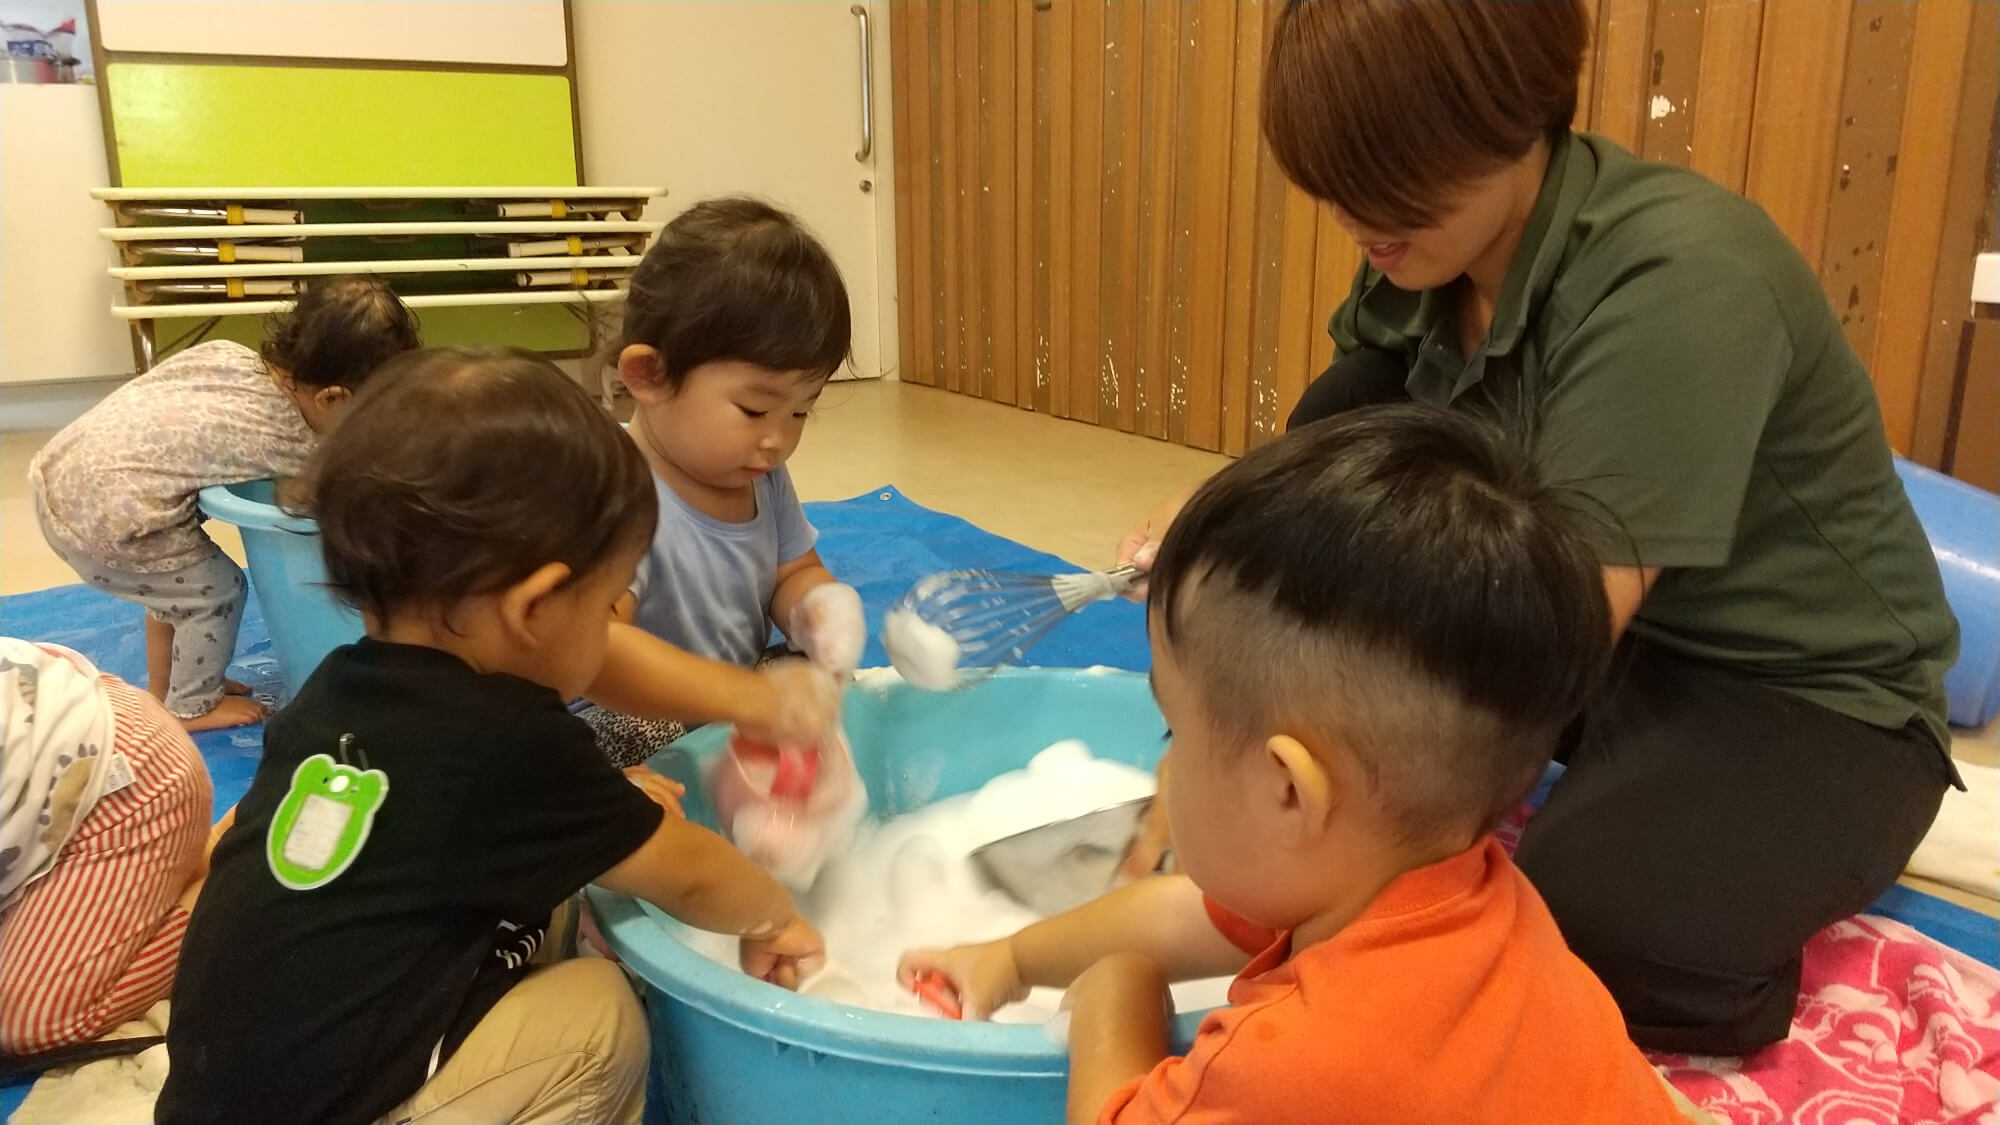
top-left (304, 347), bottom-right (657, 622)
top-left (1263, 0), bottom-right (1588, 232)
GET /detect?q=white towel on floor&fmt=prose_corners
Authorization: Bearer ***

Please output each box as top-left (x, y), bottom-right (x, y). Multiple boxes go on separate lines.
top-left (1906, 760), bottom-right (1999, 901)
top-left (9, 1002), bottom-right (167, 1125)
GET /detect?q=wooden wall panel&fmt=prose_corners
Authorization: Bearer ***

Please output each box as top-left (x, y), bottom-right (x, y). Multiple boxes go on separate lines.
top-left (1743, 0), bottom-right (1852, 267)
top-left (1219, 0), bottom-right (1268, 457)
top-left (1574, 0), bottom-right (1602, 132)
top-left (955, 1), bottom-right (983, 399)
top-left (888, 0), bottom-right (923, 388)
top-left (1247, 138), bottom-right (1289, 446)
top-left (1869, 0), bottom-right (1979, 452)
top-left (1912, 0), bottom-right (1999, 471)
top-left (1687, 0), bottom-right (1764, 191)
top-left (1817, 1), bottom-right (1917, 367)
top-left (1133, 0), bottom-right (1182, 440)
top-left (1034, 0), bottom-right (1060, 416)
top-left (888, 0), bottom-right (1995, 466)
top-left (1180, 0), bottom-right (1235, 452)
top-left (984, 0), bottom-right (1016, 406)
top-left (1016, 1), bottom-right (1048, 412)
top-left (1592, 0), bottom-right (1654, 152)
top-left (932, 1), bottom-right (959, 394)
top-left (1641, 0), bottom-right (1703, 166)
top-left (1067, 0), bottom-right (1106, 425)
top-left (1100, 0), bottom-right (1145, 431)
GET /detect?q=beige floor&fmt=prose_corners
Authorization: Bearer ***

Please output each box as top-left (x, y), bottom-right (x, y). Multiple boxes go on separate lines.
top-left (3, 379), bottom-right (1993, 913)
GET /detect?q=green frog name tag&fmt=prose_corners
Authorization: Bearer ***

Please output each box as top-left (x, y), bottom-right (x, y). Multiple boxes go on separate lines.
top-left (267, 749), bottom-right (388, 891)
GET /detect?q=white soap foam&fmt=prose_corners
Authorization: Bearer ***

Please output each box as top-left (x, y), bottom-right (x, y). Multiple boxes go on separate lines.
top-left (679, 740), bottom-right (1233, 1022)
top-left (882, 606), bottom-right (964, 690)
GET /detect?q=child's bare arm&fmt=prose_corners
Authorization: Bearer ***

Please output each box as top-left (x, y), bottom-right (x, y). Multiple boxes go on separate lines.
top-left (898, 875), bottom-right (1250, 1019)
top-left (773, 551), bottom-right (864, 677)
top-left (595, 813), bottom-right (796, 935)
top-left (770, 550), bottom-right (837, 643)
top-left (588, 622), bottom-right (837, 740)
top-left (596, 815), bottom-right (826, 987)
top-left (1065, 954), bottom-right (1172, 1125)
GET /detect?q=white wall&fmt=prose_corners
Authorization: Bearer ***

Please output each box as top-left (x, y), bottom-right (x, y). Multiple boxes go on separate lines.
top-left (94, 0), bottom-right (569, 65)
top-left (0, 85), bottom-right (133, 391)
top-left (572, 0), bottom-right (899, 380)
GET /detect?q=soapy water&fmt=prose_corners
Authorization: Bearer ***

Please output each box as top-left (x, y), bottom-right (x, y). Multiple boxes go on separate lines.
top-left (680, 740), bottom-right (1234, 1023)
top-left (881, 606), bottom-right (964, 690)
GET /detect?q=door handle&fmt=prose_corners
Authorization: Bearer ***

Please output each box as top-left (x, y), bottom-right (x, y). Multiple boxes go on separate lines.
top-left (851, 4), bottom-right (874, 163)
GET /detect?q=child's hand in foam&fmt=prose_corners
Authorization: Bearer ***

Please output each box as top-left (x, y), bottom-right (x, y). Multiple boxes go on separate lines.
top-left (791, 582), bottom-right (865, 677)
top-left (746, 659), bottom-right (841, 743)
top-left (897, 940), bottom-right (1027, 1021)
top-left (742, 915), bottom-right (826, 990)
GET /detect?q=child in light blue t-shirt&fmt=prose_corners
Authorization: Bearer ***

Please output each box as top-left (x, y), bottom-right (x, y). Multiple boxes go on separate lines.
top-left (578, 198), bottom-right (864, 767)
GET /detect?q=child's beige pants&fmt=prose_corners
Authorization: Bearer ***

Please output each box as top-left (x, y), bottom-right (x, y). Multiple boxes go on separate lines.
top-left (377, 958), bottom-right (648, 1125)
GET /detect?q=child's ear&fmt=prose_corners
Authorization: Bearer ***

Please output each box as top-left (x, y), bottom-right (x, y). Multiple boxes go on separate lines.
top-left (313, 385), bottom-right (352, 414)
top-left (618, 345), bottom-right (671, 400)
top-left (496, 562), bottom-right (574, 644)
top-left (1262, 734), bottom-right (1339, 845)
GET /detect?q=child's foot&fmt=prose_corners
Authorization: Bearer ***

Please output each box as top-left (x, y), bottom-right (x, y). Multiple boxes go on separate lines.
top-left (223, 678), bottom-right (253, 696)
top-left (180, 694), bottom-right (271, 731)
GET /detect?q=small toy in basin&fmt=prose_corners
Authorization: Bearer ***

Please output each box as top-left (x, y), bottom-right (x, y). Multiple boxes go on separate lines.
top-left (910, 971), bottom-right (963, 1019)
top-left (709, 726), bottom-right (868, 889)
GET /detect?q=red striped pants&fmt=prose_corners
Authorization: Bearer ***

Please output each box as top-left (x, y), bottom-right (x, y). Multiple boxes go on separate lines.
top-left (0, 676), bottom-right (212, 1055)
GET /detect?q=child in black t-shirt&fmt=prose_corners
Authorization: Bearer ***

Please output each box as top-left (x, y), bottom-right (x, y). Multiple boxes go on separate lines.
top-left (160, 348), bottom-right (826, 1125)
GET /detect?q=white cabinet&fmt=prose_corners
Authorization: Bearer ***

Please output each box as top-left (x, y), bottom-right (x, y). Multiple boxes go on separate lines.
top-left (573, 0), bottom-right (897, 381)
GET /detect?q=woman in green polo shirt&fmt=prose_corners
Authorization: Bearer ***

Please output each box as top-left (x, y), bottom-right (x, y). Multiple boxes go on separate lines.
top-left (1119, 0), bottom-right (1960, 1056)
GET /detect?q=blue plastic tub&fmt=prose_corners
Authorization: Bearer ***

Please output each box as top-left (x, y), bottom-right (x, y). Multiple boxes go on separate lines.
top-left (1894, 459), bottom-right (2000, 728)
top-left (196, 479), bottom-right (362, 698)
top-left (589, 668), bottom-right (1191, 1125)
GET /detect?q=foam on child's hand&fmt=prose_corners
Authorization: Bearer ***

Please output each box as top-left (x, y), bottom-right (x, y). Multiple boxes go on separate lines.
top-left (882, 607), bottom-right (963, 690)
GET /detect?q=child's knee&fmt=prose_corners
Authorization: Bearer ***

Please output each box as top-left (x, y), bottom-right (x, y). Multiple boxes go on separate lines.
top-left (570, 958), bottom-right (648, 1054)
top-left (550, 959), bottom-right (650, 1117)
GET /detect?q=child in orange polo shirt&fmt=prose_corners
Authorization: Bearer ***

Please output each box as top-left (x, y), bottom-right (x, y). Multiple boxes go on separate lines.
top-left (900, 406), bottom-right (1717, 1125)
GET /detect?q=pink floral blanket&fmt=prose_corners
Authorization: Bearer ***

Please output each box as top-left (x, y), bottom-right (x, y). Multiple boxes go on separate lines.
top-left (1495, 809), bottom-right (2000, 1124)
top-left (1655, 916), bottom-right (1998, 1125)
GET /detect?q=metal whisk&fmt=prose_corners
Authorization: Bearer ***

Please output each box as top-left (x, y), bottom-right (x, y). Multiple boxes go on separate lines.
top-left (886, 565), bottom-right (1142, 688)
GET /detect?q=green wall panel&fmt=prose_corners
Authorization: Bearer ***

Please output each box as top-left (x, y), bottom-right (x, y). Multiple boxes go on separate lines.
top-left (106, 63), bottom-right (577, 188)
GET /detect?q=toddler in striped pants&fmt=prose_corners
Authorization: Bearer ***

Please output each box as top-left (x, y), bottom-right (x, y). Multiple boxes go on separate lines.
top-left (0, 638), bottom-right (213, 1056)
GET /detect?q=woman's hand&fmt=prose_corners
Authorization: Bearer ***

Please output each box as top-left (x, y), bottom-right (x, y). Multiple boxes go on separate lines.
top-left (897, 939), bottom-right (1028, 1021)
top-left (1115, 487), bottom-right (1198, 602)
top-left (741, 915), bottom-right (826, 990)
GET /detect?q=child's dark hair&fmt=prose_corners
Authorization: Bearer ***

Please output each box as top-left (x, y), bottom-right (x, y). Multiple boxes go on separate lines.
top-left (261, 275), bottom-right (421, 389)
top-left (1149, 404), bottom-right (1610, 845)
top-left (305, 348), bottom-right (656, 622)
top-left (1263, 0), bottom-right (1587, 232)
top-left (620, 196), bottom-right (851, 387)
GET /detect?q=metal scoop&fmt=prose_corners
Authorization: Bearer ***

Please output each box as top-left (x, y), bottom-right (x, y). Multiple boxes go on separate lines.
top-left (968, 797), bottom-right (1158, 916)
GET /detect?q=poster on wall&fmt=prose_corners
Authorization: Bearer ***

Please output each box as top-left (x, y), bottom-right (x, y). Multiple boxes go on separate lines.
top-left (1, 0), bottom-right (91, 82)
